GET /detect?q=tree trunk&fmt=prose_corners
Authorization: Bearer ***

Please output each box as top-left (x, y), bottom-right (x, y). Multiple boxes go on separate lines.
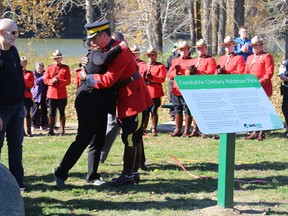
top-left (196, 0), bottom-right (202, 39)
top-left (85, 0), bottom-right (94, 24)
top-left (218, 0), bottom-right (226, 55)
top-left (106, 0), bottom-right (115, 32)
top-left (212, 0), bottom-right (219, 55)
top-left (151, 0), bottom-right (163, 52)
top-left (188, 0), bottom-right (196, 46)
top-left (203, 0), bottom-right (212, 55)
top-left (0, 0), bottom-right (3, 17)
top-left (233, 0), bottom-right (245, 38)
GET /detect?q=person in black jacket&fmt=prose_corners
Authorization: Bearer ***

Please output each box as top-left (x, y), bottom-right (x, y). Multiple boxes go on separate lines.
top-left (278, 58), bottom-right (288, 138)
top-left (53, 36), bottom-right (126, 189)
top-left (0, 18), bottom-right (26, 190)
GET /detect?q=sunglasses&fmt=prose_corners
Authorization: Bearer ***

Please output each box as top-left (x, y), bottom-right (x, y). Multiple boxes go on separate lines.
top-left (4, 30), bottom-right (18, 36)
top-left (148, 54), bottom-right (156, 57)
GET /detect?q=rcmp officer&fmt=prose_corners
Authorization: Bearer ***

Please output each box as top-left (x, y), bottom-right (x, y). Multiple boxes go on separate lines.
top-left (217, 36), bottom-right (245, 74)
top-left (244, 36), bottom-right (274, 141)
top-left (21, 56), bottom-right (35, 137)
top-left (53, 20), bottom-right (152, 188)
top-left (189, 39), bottom-right (216, 138)
top-left (80, 20), bottom-right (152, 186)
top-left (52, 23), bottom-right (125, 188)
top-left (140, 47), bottom-right (166, 136)
top-left (168, 40), bottom-right (193, 138)
top-left (44, 50), bottom-right (71, 136)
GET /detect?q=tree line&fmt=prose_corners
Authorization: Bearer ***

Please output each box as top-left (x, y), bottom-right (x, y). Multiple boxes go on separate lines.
top-left (0, 0), bottom-right (287, 58)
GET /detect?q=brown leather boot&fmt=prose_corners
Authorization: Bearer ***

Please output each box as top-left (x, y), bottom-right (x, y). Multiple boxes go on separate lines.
top-left (189, 120), bottom-right (199, 137)
top-left (142, 114), bottom-right (149, 135)
top-left (151, 115), bottom-right (158, 136)
top-left (182, 115), bottom-right (192, 137)
top-left (170, 114), bottom-right (183, 137)
top-left (48, 116), bottom-right (55, 136)
top-left (60, 116), bottom-right (66, 136)
top-left (244, 131), bottom-right (258, 140)
top-left (257, 131), bottom-right (265, 141)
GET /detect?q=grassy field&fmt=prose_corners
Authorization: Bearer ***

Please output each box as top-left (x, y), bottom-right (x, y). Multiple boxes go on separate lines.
top-left (1, 54), bottom-right (288, 215)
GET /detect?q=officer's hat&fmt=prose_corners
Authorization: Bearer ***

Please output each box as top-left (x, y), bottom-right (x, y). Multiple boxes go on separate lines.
top-left (85, 20), bottom-right (110, 39)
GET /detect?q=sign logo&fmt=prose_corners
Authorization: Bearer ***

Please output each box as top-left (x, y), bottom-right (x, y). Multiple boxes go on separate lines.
top-left (243, 123), bottom-right (263, 129)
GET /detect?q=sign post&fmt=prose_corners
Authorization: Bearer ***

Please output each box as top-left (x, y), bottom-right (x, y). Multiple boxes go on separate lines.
top-left (175, 74), bottom-right (283, 208)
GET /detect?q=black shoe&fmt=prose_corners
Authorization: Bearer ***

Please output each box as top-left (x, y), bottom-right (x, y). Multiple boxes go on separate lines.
top-left (285, 132), bottom-right (288, 139)
top-left (52, 168), bottom-right (65, 189)
top-left (132, 172), bottom-right (140, 184)
top-left (140, 164), bottom-right (149, 171)
top-left (109, 173), bottom-right (134, 186)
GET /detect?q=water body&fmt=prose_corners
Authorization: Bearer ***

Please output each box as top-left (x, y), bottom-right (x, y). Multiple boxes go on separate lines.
top-left (16, 38), bottom-right (175, 58)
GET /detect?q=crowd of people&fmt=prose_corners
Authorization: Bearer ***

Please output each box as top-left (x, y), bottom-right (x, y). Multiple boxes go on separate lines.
top-left (0, 18), bottom-right (287, 191)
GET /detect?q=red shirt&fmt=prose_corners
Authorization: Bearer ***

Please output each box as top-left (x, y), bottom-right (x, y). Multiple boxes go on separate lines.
top-left (244, 52), bottom-right (274, 96)
top-left (23, 70), bottom-right (34, 98)
top-left (139, 61), bottom-right (166, 98)
top-left (168, 57), bottom-right (193, 96)
top-left (217, 54), bottom-right (245, 74)
top-left (190, 55), bottom-right (216, 75)
top-left (44, 64), bottom-right (71, 99)
top-left (88, 40), bottom-right (152, 119)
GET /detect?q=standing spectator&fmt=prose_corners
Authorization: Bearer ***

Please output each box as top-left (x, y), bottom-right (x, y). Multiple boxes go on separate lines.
top-left (189, 39), bottom-right (216, 138)
top-left (44, 50), bottom-right (71, 136)
top-left (244, 36), bottom-right (274, 141)
top-left (79, 20), bottom-right (152, 186)
top-left (52, 32), bottom-right (127, 189)
top-left (0, 18), bottom-right (26, 190)
top-left (165, 42), bottom-right (180, 121)
top-left (21, 56), bottom-right (34, 137)
top-left (234, 26), bottom-right (253, 63)
top-left (217, 36), bottom-right (245, 74)
top-left (140, 47), bottom-right (166, 136)
top-left (278, 58), bottom-right (288, 138)
top-left (168, 40), bottom-right (193, 137)
top-left (31, 62), bottom-right (48, 131)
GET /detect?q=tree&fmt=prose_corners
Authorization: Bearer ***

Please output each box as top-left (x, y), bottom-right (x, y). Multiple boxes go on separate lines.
top-left (188, 0), bottom-right (196, 45)
top-left (203, 0), bottom-right (212, 54)
top-left (217, 0), bottom-right (226, 55)
top-left (212, 0), bottom-right (219, 55)
top-left (233, 0), bottom-right (245, 37)
top-left (85, 0), bottom-right (94, 24)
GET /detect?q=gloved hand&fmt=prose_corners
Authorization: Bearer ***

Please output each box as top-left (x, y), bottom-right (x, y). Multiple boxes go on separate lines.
top-left (80, 56), bottom-right (88, 67)
top-left (188, 65), bottom-right (197, 75)
top-left (52, 77), bottom-right (60, 85)
top-left (216, 65), bottom-right (226, 74)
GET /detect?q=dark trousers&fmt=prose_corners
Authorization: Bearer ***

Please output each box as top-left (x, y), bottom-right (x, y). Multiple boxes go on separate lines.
top-left (55, 104), bottom-right (107, 181)
top-left (282, 93), bottom-right (288, 130)
top-left (0, 103), bottom-right (25, 188)
top-left (31, 99), bottom-right (48, 127)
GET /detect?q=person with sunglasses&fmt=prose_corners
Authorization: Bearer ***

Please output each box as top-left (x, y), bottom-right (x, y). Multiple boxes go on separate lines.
top-left (0, 18), bottom-right (26, 191)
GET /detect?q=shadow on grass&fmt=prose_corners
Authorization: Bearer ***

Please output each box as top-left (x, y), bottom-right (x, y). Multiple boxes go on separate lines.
top-left (23, 196), bottom-right (217, 216)
top-left (235, 201), bottom-right (288, 215)
top-left (235, 161), bottom-right (288, 171)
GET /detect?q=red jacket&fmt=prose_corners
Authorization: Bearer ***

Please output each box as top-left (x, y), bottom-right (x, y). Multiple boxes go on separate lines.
top-left (244, 52), bottom-right (274, 96)
top-left (217, 54), bottom-right (245, 74)
top-left (87, 40), bottom-right (152, 119)
top-left (44, 64), bottom-right (71, 99)
top-left (168, 57), bottom-right (193, 96)
top-left (23, 70), bottom-right (34, 98)
top-left (139, 61), bottom-right (166, 98)
top-left (190, 55), bottom-right (216, 75)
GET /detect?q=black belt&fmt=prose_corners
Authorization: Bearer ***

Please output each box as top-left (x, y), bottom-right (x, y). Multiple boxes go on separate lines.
top-left (116, 71), bottom-right (141, 88)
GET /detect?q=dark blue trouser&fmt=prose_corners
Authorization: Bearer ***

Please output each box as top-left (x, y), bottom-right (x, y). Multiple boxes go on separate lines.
top-left (0, 103), bottom-right (25, 187)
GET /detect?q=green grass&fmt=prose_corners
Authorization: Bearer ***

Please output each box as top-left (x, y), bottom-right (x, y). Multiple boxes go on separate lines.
top-left (1, 127), bottom-right (288, 215)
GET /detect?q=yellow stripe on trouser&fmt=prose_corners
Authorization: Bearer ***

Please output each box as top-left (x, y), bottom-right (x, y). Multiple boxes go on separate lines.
top-left (127, 112), bottom-right (143, 147)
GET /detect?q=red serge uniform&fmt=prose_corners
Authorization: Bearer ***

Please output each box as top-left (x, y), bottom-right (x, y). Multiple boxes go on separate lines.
top-left (168, 57), bottom-right (193, 96)
top-left (139, 62), bottom-right (166, 98)
top-left (217, 53), bottom-right (245, 74)
top-left (23, 70), bottom-right (34, 98)
top-left (190, 55), bottom-right (216, 75)
top-left (244, 52), bottom-right (274, 96)
top-left (87, 40), bottom-right (152, 119)
top-left (44, 64), bottom-right (71, 99)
